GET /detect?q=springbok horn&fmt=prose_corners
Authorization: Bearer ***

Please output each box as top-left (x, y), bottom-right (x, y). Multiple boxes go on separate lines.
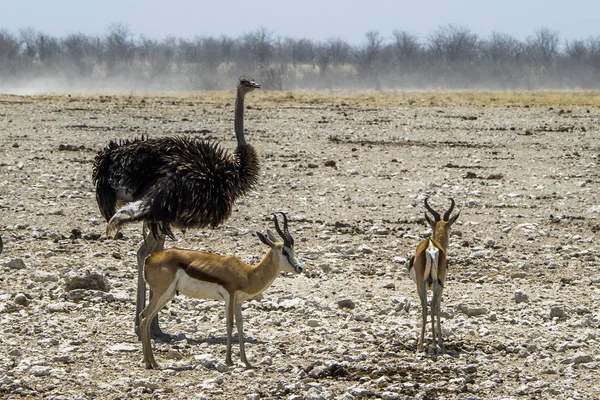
top-left (424, 198), bottom-right (441, 222)
top-left (443, 198), bottom-right (456, 221)
top-left (273, 213), bottom-right (286, 240)
top-left (273, 212), bottom-right (293, 246)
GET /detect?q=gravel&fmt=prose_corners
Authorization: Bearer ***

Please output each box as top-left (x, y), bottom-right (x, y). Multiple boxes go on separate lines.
top-left (0, 93), bottom-right (598, 399)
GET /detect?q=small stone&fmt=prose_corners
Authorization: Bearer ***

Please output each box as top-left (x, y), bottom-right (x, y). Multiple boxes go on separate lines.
top-left (214, 361), bottom-right (229, 372)
top-left (307, 319), bottom-right (320, 327)
top-left (308, 364), bottom-right (329, 378)
top-left (457, 304), bottom-right (488, 316)
top-left (550, 305), bottom-right (569, 319)
top-left (30, 271), bottom-right (59, 283)
top-left (357, 244), bottom-right (373, 254)
top-left (109, 344), bottom-right (138, 352)
top-left (166, 349), bottom-right (183, 360)
top-left (133, 379), bottom-right (159, 391)
top-left (8, 348), bottom-right (22, 357)
top-left (194, 354), bottom-right (216, 369)
top-left (337, 299), bottom-right (356, 309)
top-left (463, 364), bottom-right (478, 374)
top-left (3, 258), bottom-right (26, 270)
top-left (30, 366), bottom-right (52, 377)
top-left (483, 238), bottom-right (496, 248)
top-left (46, 301), bottom-right (76, 313)
top-left (279, 298), bottom-right (303, 309)
top-left (375, 375), bottom-right (391, 387)
top-left (383, 282), bottom-right (395, 289)
top-left (514, 289), bottom-right (529, 303)
top-left (14, 293), bottom-right (29, 306)
top-left (63, 269), bottom-right (111, 292)
top-left (66, 289), bottom-right (86, 301)
top-left (350, 387), bottom-right (374, 398)
top-left (573, 354), bottom-right (593, 364)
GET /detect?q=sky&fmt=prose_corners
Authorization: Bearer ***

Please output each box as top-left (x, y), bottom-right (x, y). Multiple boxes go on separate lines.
top-left (1, 0), bottom-right (599, 44)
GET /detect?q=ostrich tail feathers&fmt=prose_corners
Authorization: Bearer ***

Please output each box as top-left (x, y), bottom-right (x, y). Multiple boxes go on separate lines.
top-left (148, 222), bottom-right (175, 241)
top-left (92, 142), bottom-right (119, 221)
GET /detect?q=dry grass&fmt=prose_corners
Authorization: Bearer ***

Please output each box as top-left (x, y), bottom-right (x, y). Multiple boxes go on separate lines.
top-left (3, 90), bottom-right (600, 108)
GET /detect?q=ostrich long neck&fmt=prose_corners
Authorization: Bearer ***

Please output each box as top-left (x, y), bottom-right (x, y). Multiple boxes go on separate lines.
top-left (235, 89), bottom-right (247, 146)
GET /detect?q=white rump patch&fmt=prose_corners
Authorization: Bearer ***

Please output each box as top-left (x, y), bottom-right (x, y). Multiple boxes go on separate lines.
top-left (425, 240), bottom-right (440, 285)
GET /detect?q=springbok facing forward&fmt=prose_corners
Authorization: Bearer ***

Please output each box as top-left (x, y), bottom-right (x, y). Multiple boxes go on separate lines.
top-left (408, 198), bottom-right (460, 352)
top-left (140, 212), bottom-right (303, 369)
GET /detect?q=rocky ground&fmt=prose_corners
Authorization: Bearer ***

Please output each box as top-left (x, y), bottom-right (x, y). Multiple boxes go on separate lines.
top-left (0, 91), bottom-right (599, 400)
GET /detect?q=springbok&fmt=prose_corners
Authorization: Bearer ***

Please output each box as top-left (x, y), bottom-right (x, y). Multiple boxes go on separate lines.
top-left (408, 198), bottom-right (460, 352)
top-left (139, 212), bottom-right (303, 369)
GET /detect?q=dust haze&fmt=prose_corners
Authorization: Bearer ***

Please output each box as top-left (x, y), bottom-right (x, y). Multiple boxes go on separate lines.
top-left (2, 25), bottom-right (600, 94)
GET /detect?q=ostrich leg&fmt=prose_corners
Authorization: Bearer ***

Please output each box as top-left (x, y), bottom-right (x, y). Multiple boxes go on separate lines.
top-left (135, 224), bottom-right (168, 340)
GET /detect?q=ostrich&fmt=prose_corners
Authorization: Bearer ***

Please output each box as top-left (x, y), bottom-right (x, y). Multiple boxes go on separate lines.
top-left (92, 76), bottom-right (261, 339)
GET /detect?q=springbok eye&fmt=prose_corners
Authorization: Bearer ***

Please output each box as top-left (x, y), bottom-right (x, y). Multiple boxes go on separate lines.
top-left (282, 248), bottom-right (289, 257)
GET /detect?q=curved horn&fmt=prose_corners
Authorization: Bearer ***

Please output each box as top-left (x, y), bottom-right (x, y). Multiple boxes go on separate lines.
top-left (272, 212), bottom-right (293, 246)
top-left (443, 198), bottom-right (456, 221)
top-left (279, 212), bottom-right (290, 236)
top-left (424, 197), bottom-right (441, 221)
top-left (272, 213), bottom-right (285, 239)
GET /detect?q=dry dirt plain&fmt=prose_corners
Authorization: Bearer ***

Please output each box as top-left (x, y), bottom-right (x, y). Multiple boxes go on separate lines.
top-left (0, 90), bottom-right (599, 400)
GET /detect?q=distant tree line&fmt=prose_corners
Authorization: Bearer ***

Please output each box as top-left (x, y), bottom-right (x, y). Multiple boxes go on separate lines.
top-left (1, 23), bottom-right (600, 92)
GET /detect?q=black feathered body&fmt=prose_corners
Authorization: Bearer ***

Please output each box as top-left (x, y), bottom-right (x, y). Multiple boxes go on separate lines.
top-left (92, 136), bottom-right (259, 238)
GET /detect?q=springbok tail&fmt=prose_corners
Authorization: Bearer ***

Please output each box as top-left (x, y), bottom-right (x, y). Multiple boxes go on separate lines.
top-left (425, 239), bottom-right (441, 287)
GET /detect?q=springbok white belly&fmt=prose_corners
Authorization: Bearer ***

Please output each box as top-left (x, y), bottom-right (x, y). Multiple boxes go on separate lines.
top-left (175, 269), bottom-right (229, 301)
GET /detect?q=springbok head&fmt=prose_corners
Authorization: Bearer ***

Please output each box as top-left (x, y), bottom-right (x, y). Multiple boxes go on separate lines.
top-left (424, 198), bottom-right (461, 234)
top-left (256, 212), bottom-right (303, 274)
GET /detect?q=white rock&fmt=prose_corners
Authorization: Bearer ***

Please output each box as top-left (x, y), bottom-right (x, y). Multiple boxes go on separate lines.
top-left (357, 244), bottom-right (373, 254)
top-left (46, 301), bottom-right (76, 313)
top-left (133, 379), bottom-right (159, 390)
top-left (30, 366), bottom-right (52, 376)
top-left (109, 344), bottom-right (138, 352)
top-left (30, 270), bottom-right (59, 283)
top-left (279, 298), bottom-right (303, 309)
top-left (194, 354), bottom-right (217, 368)
top-left (214, 361), bottom-right (229, 372)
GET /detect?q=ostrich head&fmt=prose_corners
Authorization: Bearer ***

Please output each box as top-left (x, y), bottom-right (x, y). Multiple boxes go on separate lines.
top-left (237, 76), bottom-right (261, 94)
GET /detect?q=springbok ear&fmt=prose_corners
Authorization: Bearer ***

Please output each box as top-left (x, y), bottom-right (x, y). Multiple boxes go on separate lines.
top-left (266, 229), bottom-right (279, 243)
top-left (256, 232), bottom-right (275, 248)
top-left (424, 212), bottom-right (435, 229)
top-left (447, 209), bottom-right (461, 227)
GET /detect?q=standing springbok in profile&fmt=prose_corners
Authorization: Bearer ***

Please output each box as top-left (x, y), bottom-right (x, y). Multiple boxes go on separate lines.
top-left (140, 212), bottom-right (304, 369)
top-left (408, 198), bottom-right (460, 352)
